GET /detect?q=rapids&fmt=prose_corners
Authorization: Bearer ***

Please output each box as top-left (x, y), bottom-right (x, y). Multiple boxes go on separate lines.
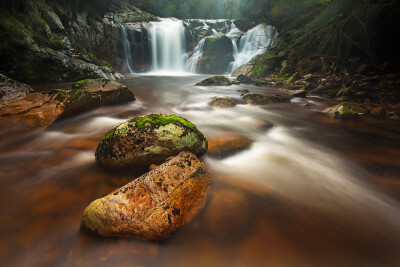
top-left (0, 75), bottom-right (399, 266)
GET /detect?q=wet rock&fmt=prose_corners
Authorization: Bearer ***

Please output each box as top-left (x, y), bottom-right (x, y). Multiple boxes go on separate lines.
top-left (196, 35), bottom-right (234, 74)
top-left (46, 11), bottom-right (65, 33)
top-left (233, 19), bottom-right (256, 32)
top-left (370, 106), bottom-right (384, 115)
top-left (243, 94), bottom-right (291, 105)
top-left (95, 114), bottom-right (208, 169)
top-left (81, 151), bottom-right (211, 241)
top-left (287, 89), bottom-right (307, 98)
top-left (0, 74), bottom-right (33, 105)
top-left (0, 78), bottom-right (134, 133)
top-left (237, 89), bottom-right (250, 94)
top-left (236, 74), bottom-right (253, 84)
top-left (196, 76), bottom-right (232, 86)
top-left (323, 102), bottom-right (367, 119)
top-left (209, 97), bottom-right (237, 108)
top-left (207, 136), bottom-right (252, 158)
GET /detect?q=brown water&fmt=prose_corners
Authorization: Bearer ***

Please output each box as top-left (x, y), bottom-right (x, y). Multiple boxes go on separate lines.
top-left (1, 75), bottom-right (400, 267)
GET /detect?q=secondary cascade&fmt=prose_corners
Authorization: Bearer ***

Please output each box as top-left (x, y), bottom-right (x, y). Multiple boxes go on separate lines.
top-left (148, 19), bottom-right (187, 73)
top-left (121, 25), bottom-right (135, 74)
top-left (228, 24), bottom-right (278, 73)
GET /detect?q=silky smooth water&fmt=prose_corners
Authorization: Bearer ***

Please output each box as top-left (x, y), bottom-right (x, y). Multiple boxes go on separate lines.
top-left (1, 75), bottom-right (400, 266)
top-left (148, 19), bottom-right (187, 74)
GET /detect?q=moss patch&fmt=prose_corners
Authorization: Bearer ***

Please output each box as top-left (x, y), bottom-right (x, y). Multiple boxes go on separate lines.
top-left (73, 80), bottom-right (87, 89)
top-left (135, 114), bottom-right (197, 132)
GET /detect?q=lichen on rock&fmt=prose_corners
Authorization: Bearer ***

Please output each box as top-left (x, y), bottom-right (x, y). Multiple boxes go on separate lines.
top-left (95, 114), bottom-right (208, 169)
top-left (81, 151), bottom-right (211, 241)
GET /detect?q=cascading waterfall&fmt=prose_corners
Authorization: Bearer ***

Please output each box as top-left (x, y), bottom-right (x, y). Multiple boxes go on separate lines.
top-left (149, 19), bottom-right (187, 73)
top-left (121, 25), bottom-right (134, 74)
top-left (186, 38), bottom-right (206, 73)
top-left (228, 24), bottom-right (278, 73)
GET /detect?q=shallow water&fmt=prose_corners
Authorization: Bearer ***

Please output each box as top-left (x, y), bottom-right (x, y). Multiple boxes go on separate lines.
top-left (1, 75), bottom-right (400, 266)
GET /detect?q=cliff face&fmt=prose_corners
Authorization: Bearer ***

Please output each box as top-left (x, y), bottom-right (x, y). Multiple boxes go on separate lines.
top-left (0, 0), bottom-right (155, 83)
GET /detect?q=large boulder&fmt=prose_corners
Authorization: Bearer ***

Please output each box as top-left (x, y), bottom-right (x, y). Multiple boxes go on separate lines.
top-left (0, 78), bottom-right (134, 134)
top-left (0, 74), bottom-right (33, 105)
top-left (95, 114), bottom-right (208, 169)
top-left (81, 151), bottom-right (211, 241)
top-left (233, 19), bottom-right (256, 32)
top-left (196, 35), bottom-right (234, 74)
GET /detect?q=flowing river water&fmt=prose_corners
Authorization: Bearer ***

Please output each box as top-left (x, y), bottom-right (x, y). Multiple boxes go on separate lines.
top-left (1, 75), bottom-right (400, 266)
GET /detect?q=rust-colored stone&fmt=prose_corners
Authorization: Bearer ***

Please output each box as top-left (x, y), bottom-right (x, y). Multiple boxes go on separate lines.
top-left (81, 151), bottom-right (211, 241)
top-left (207, 135), bottom-right (252, 158)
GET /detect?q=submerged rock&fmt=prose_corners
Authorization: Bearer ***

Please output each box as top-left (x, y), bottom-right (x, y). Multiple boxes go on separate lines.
top-left (81, 151), bottom-right (211, 241)
top-left (207, 135), bottom-right (252, 158)
top-left (95, 114), bottom-right (208, 169)
top-left (0, 74), bottom-right (33, 105)
top-left (196, 76), bottom-right (232, 86)
top-left (243, 94), bottom-right (291, 105)
top-left (0, 78), bottom-right (134, 134)
top-left (209, 96), bottom-right (237, 108)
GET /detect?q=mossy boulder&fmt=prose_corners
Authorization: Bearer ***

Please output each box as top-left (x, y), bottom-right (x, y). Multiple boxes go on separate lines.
top-left (0, 78), bottom-right (134, 134)
top-left (335, 103), bottom-right (366, 119)
top-left (81, 151), bottom-right (211, 241)
top-left (95, 114), bottom-right (208, 169)
top-left (233, 19), bottom-right (256, 32)
top-left (196, 76), bottom-right (232, 86)
top-left (243, 94), bottom-right (291, 105)
top-left (196, 35), bottom-right (234, 74)
top-left (323, 102), bottom-right (367, 119)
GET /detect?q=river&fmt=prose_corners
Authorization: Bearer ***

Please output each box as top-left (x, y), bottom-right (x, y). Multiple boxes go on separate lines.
top-left (0, 75), bottom-right (400, 266)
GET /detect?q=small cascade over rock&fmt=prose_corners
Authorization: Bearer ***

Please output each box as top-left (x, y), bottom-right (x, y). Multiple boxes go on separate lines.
top-left (186, 38), bottom-right (206, 73)
top-left (149, 19), bottom-right (187, 73)
top-left (228, 24), bottom-right (278, 73)
top-left (121, 26), bottom-right (135, 74)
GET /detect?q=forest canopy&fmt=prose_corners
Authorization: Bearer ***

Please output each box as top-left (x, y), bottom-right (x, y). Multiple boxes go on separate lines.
top-left (133, 0), bottom-right (332, 21)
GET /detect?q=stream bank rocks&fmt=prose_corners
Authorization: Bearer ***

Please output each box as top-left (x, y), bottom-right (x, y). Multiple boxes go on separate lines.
top-left (81, 151), bottom-right (211, 240)
top-left (0, 74), bottom-right (33, 105)
top-left (0, 77), bottom-right (134, 134)
top-left (243, 94), bottom-right (291, 105)
top-left (95, 114), bottom-right (208, 169)
top-left (323, 102), bottom-right (367, 119)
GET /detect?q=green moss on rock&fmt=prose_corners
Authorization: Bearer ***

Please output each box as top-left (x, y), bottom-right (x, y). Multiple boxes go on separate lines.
top-left (336, 102), bottom-right (366, 119)
top-left (73, 80), bottom-right (86, 89)
top-left (95, 114), bottom-right (208, 169)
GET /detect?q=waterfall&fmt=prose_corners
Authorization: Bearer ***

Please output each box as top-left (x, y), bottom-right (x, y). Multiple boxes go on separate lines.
top-left (186, 38), bottom-right (206, 73)
top-left (149, 19), bottom-right (187, 73)
top-left (228, 24), bottom-right (278, 73)
top-left (121, 26), bottom-right (134, 74)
